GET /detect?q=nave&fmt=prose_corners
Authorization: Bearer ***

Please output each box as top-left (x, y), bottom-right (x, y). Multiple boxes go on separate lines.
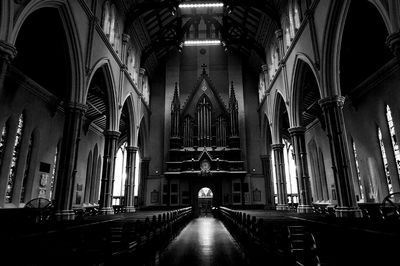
top-left (2, 205), bottom-right (400, 266)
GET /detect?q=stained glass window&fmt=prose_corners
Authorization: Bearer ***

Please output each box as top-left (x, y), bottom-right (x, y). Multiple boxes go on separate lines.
top-left (294, 6), bottom-right (301, 29)
top-left (386, 105), bottom-right (400, 184)
top-left (352, 140), bottom-right (364, 200)
top-left (6, 114), bottom-right (24, 203)
top-left (49, 144), bottom-right (59, 200)
top-left (285, 28), bottom-right (291, 48)
top-left (20, 134), bottom-right (33, 203)
top-left (0, 123), bottom-right (8, 170)
top-left (102, 1), bottom-right (110, 36)
top-left (378, 128), bottom-right (392, 193)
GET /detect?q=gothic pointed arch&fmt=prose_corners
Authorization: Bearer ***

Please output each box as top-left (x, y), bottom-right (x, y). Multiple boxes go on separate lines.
top-left (11, 1), bottom-right (84, 103)
top-left (291, 56), bottom-right (323, 128)
top-left (84, 63), bottom-right (118, 133)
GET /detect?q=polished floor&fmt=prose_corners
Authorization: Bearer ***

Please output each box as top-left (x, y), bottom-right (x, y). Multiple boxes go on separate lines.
top-left (155, 216), bottom-right (248, 266)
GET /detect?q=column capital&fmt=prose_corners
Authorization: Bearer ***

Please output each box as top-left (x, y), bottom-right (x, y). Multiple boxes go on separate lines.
top-left (271, 143), bottom-right (285, 150)
top-left (260, 154), bottom-right (271, 160)
top-left (122, 33), bottom-right (131, 43)
top-left (261, 64), bottom-right (269, 73)
top-left (67, 102), bottom-right (87, 113)
top-left (318, 95), bottom-right (345, 108)
top-left (386, 31), bottom-right (400, 58)
top-left (103, 130), bottom-right (121, 139)
top-left (0, 41), bottom-right (17, 61)
top-left (275, 29), bottom-right (283, 40)
top-left (126, 146), bottom-right (139, 153)
top-left (139, 67), bottom-right (146, 76)
top-left (288, 126), bottom-right (306, 135)
top-left (141, 157), bottom-right (151, 163)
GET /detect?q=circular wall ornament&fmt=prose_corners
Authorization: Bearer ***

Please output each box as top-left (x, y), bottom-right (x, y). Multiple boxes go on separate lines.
top-left (200, 48), bottom-right (206, 55)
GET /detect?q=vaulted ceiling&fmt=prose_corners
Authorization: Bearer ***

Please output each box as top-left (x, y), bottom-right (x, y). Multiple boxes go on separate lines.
top-left (122, 0), bottom-right (282, 74)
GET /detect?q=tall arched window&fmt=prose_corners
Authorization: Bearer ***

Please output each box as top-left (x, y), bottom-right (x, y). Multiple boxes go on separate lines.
top-left (288, 10), bottom-right (295, 38)
top-left (285, 27), bottom-right (291, 48)
top-left (352, 140), bottom-right (364, 201)
top-left (101, 1), bottom-right (111, 36)
top-left (378, 127), bottom-right (392, 193)
top-left (283, 139), bottom-right (298, 204)
top-left (113, 142), bottom-right (127, 205)
top-left (0, 122), bottom-right (8, 170)
top-left (84, 151), bottom-right (93, 204)
top-left (109, 4), bottom-right (116, 44)
top-left (20, 134), bottom-right (33, 203)
top-left (386, 105), bottom-right (400, 182)
top-left (6, 114), bottom-right (24, 203)
top-left (49, 142), bottom-right (60, 200)
top-left (294, 3), bottom-right (301, 29)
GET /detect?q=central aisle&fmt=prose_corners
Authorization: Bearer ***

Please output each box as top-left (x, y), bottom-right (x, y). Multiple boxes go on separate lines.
top-left (156, 216), bottom-right (248, 266)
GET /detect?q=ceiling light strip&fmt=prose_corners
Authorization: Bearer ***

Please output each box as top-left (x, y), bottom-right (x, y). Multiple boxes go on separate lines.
top-left (179, 3), bottom-right (224, 9)
top-left (184, 40), bottom-right (221, 46)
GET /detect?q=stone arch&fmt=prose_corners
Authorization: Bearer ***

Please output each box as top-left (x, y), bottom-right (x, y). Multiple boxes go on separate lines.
top-left (368, 0), bottom-right (394, 33)
top-left (137, 115), bottom-right (149, 157)
top-left (290, 55), bottom-right (322, 128)
top-left (11, 0), bottom-right (84, 103)
top-left (262, 114), bottom-right (273, 155)
top-left (85, 61), bottom-right (118, 132)
top-left (118, 94), bottom-right (136, 147)
top-left (321, 0), bottom-right (393, 98)
top-left (271, 91), bottom-right (289, 144)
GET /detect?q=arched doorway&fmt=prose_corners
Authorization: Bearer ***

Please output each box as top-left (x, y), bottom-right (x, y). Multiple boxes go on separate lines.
top-left (198, 187), bottom-right (213, 216)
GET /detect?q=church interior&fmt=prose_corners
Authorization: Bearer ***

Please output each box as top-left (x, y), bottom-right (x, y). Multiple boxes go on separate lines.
top-left (1, 0), bottom-right (400, 265)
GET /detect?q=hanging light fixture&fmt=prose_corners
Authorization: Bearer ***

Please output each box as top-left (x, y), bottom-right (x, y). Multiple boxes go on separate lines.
top-left (184, 40), bottom-right (221, 46)
top-left (179, 2), bottom-right (224, 9)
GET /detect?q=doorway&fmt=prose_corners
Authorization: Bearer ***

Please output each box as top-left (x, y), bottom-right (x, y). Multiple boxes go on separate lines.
top-left (198, 187), bottom-right (213, 216)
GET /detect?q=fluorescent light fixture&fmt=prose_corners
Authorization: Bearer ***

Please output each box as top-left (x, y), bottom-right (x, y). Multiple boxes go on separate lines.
top-left (184, 40), bottom-right (221, 46)
top-left (179, 2), bottom-right (224, 9)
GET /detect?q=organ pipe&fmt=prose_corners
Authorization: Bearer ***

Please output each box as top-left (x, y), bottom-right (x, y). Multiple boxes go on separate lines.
top-left (171, 83), bottom-right (181, 138)
top-left (229, 82), bottom-right (239, 137)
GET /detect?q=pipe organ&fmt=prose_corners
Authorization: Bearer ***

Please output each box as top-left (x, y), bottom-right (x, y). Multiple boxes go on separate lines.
top-left (170, 79), bottom-right (239, 148)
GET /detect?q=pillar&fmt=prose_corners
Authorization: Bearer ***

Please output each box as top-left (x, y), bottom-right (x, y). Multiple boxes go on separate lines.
top-left (387, 31), bottom-right (400, 60)
top-left (99, 130), bottom-right (120, 215)
top-left (124, 146), bottom-right (138, 212)
top-left (261, 64), bottom-right (269, 90)
top-left (289, 127), bottom-right (313, 213)
top-left (54, 102), bottom-right (87, 220)
top-left (0, 41), bottom-right (17, 92)
top-left (139, 157), bottom-right (150, 207)
top-left (260, 154), bottom-right (274, 208)
top-left (318, 96), bottom-right (362, 217)
top-left (138, 68), bottom-right (146, 92)
top-left (271, 144), bottom-right (288, 210)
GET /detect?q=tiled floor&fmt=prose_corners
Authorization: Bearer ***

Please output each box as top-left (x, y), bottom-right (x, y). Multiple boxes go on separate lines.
top-left (156, 216), bottom-right (248, 266)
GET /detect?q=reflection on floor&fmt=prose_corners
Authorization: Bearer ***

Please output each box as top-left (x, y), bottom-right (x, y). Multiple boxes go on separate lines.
top-left (155, 217), bottom-right (248, 266)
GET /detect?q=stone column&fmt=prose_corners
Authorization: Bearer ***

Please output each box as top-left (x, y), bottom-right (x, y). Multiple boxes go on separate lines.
top-left (124, 146), bottom-right (138, 212)
top-left (275, 29), bottom-right (284, 62)
top-left (138, 68), bottom-right (146, 92)
top-left (99, 130), bottom-right (121, 215)
top-left (319, 96), bottom-right (362, 217)
top-left (0, 41), bottom-right (17, 92)
top-left (54, 102), bottom-right (87, 220)
top-left (289, 127), bottom-right (313, 213)
top-left (260, 154), bottom-right (274, 208)
top-left (272, 144), bottom-right (288, 210)
top-left (121, 34), bottom-right (130, 65)
top-left (261, 64), bottom-right (269, 89)
top-left (387, 31), bottom-right (400, 60)
top-left (139, 157), bottom-right (150, 207)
